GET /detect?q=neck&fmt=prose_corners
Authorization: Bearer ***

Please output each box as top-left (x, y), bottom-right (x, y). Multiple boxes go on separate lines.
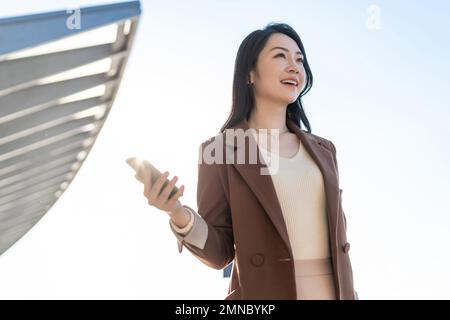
top-left (247, 102), bottom-right (289, 134)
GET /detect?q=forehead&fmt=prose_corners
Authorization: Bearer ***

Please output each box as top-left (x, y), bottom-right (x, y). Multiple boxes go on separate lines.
top-left (263, 33), bottom-right (301, 54)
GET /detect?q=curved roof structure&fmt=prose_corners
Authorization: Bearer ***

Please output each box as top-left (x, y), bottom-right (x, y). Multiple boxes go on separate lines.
top-left (0, 1), bottom-right (141, 255)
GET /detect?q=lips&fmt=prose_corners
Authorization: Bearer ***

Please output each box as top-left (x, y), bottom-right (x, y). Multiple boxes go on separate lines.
top-left (280, 81), bottom-right (298, 89)
top-left (280, 77), bottom-right (299, 87)
top-left (281, 81), bottom-right (297, 87)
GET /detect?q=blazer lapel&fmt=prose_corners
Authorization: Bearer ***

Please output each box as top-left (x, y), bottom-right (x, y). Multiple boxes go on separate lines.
top-left (224, 118), bottom-right (339, 258)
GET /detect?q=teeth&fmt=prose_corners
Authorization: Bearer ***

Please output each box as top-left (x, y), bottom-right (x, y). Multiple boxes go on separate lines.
top-left (281, 80), bottom-right (297, 86)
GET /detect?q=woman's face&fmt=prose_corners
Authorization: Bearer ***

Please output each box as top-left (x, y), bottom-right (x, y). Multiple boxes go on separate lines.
top-left (249, 33), bottom-right (306, 106)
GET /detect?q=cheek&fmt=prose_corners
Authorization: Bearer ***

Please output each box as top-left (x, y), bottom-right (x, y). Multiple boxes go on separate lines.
top-left (295, 68), bottom-right (307, 88)
top-left (259, 63), bottom-right (279, 80)
top-left (256, 69), bottom-right (280, 91)
top-left (300, 66), bottom-right (307, 80)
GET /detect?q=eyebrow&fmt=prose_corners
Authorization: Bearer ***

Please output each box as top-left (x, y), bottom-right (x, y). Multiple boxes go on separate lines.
top-left (270, 46), bottom-right (303, 57)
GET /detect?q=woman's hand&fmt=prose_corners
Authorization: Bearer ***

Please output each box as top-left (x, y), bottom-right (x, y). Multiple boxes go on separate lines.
top-left (133, 161), bottom-right (186, 215)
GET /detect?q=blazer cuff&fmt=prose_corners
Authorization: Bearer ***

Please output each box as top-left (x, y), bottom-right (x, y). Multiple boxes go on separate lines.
top-left (169, 205), bottom-right (208, 253)
top-left (169, 206), bottom-right (195, 235)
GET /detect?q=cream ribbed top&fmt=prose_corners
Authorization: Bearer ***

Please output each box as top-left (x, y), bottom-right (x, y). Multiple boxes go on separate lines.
top-left (258, 137), bottom-right (331, 260)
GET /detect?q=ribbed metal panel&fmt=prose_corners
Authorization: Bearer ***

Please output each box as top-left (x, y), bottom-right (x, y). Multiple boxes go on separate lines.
top-left (0, 1), bottom-right (141, 255)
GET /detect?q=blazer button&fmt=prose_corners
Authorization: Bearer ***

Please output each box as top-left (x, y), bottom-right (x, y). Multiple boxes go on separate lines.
top-left (343, 242), bottom-right (351, 253)
top-left (251, 253), bottom-right (265, 267)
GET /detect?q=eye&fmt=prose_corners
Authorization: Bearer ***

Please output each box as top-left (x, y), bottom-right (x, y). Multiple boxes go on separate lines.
top-left (275, 53), bottom-right (304, 64)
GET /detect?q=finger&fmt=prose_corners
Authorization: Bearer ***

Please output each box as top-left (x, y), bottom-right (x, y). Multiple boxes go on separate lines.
top-left (165, 185), bottom-right (185, 209)
top-left (155, 175), bottom-right (179, 207)
top-left (148, 171), bottom-right (169, 203)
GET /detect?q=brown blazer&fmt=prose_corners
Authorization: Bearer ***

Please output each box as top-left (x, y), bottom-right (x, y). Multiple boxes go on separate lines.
top-left (171, 117), bottom-right (357, 300)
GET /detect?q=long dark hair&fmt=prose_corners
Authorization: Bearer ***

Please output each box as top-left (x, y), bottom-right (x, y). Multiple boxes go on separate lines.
top-left (219, 22), bottom-right (313, 133)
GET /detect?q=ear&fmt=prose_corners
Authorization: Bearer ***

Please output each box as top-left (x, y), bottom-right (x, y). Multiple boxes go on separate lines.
top-left (248, 70), bottom-right (255, 84)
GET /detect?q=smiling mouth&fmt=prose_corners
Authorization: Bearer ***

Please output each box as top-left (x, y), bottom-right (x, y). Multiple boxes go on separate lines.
top-left (281, 82), bottom-right (297, 89)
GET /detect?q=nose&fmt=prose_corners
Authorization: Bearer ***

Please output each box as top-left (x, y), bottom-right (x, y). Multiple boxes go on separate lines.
top-left (286, 56), bottom-right (300, 74)
top-left (288, 63), bottom-right (299, 74)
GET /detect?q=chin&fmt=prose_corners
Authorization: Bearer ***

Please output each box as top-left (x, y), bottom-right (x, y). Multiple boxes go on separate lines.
top-left (280, 95), bottom-right (298, 105)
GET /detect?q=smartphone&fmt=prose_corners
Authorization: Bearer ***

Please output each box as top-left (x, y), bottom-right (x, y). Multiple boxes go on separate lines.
top-left (126, 157), bottom-right (179, 199)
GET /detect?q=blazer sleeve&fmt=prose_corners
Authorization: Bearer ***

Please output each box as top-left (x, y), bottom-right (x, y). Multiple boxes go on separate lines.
top-left (169, 204), bottom-right (208, 250)
top-left (330, 139), bottom-right (357, 300)
top-left (328, 139), bottom-right (339, 184)
top-left (328, 139), bottom-right (348, 232)
top-left (169, 206), bottom-right (195, 235)
top-left (169, 140), bottom-right (235, 270)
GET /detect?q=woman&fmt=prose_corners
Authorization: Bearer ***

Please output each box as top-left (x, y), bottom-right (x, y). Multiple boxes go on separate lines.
top-left (133, 22), bottom-right (358, 300)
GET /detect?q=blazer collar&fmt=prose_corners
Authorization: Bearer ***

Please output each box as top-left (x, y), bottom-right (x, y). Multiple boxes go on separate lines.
top-left (223, 117), bottom-right (339, 258)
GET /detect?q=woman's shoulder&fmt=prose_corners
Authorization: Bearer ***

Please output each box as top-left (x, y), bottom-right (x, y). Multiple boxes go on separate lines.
top-left (302, 130), bottom-right (336, 153)
top-left (200, 132), bottom-right (227, 149)
top-left (197, 133), bottom-right (231, 168)
top-left (199, 129), bottom-right (337, 154)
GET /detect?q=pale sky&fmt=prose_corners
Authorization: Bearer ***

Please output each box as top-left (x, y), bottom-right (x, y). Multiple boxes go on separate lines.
top-left (0, 0), bottom-right (449, 299)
